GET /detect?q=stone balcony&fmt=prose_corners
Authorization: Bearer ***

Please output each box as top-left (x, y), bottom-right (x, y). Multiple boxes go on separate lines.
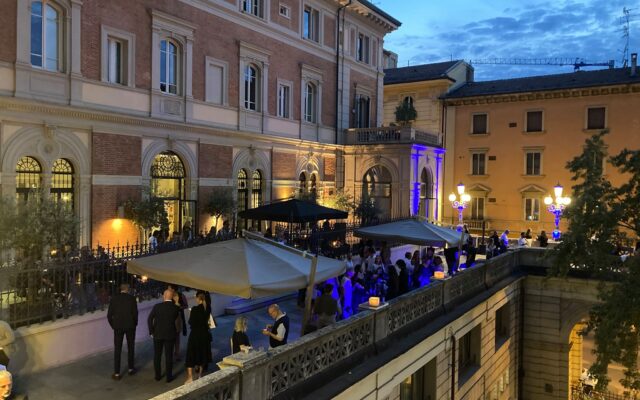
top-left (344, 126), bottom-right (442, 147)
top-left (152, 249), bottom-right (554, 400)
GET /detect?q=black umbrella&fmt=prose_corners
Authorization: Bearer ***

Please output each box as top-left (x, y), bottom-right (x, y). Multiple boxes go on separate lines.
top-left (237, 199), bottom-right (348, 223)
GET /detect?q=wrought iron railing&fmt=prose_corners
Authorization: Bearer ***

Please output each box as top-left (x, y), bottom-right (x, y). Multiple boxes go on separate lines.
top-left (344, 126), bottom-right (442, 147)
top-left (571, 385), bottom-right (638, 400)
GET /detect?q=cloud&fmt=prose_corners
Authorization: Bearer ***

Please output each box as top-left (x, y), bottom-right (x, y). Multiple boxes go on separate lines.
top-left (383, 0), bottom-right (635, 80)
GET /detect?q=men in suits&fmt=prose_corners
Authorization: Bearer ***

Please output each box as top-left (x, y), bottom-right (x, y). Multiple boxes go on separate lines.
top-left (107, 283), bottom-right (138, 380)
top-left (148, 289), bottom-right (180, 382)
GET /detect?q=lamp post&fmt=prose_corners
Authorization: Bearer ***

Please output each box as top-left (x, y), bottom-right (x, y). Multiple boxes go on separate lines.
top-left (544, 183), bottom-right (571, 240)
top-left (449, 182), bottom-right (471, 225)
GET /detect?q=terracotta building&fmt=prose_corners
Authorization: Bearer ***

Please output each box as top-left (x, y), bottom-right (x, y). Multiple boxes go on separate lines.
top-left (442, 58), bottom-right (640, 235)
top-left (0, 0), bottom-right (450, 248)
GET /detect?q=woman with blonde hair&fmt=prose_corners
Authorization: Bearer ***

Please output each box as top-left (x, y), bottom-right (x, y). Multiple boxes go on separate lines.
top-left (231, 317), bottom-right (251, 354)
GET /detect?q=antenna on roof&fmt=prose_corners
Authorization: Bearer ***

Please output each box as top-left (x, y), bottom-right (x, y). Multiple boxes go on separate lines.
top-left (619, 7), bottom-right (638, 68)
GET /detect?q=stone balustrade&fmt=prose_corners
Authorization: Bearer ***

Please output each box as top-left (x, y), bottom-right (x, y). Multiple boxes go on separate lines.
top-left (151, 248), bottom-right (539, 400)
top-left (344, 126), bottom-right (442, 147)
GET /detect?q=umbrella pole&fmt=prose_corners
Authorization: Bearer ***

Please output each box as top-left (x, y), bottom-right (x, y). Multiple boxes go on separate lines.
top-left (301, 255), bottom-right (319, 336)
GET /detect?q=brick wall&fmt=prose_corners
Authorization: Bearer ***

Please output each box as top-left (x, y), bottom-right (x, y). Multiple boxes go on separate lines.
top-left (273, 152), bottom-right (297, 180)
top-left (91, 185), bottom-right (141, 247)
top-left (92, 132), bottom-right (141, 175)
top-left (324, 15), bottom-right (336, 49)
top-left (323, 156), bottom-right (335, 181)
top-left (199, 143), bottom-right (233, 179)
top-left (0, 0), bottom-right (16, 63)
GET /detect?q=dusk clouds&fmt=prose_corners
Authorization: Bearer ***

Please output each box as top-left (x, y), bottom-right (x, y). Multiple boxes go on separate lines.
top-left (378, 0), bottom-right (638, 80)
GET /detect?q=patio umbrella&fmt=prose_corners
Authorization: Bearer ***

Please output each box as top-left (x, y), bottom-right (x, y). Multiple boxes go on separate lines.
top-left (237, 198), bottom-right (348, 223)
top-left (354, 219), bottom-right (462, 247)
top-left (126, 236), bottom-right (345, 299)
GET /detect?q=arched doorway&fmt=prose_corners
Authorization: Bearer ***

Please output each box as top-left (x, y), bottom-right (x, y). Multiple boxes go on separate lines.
top-left (362, 165), bottom-right (392, 219)
top-left (51, 158), bottom-right (74, 208)
top-left (419, 168), bottom-right (433, 219)
top-left (237, 169), bottom-right (248, 232)
top-left (150, 151), bottom-right (194, 238)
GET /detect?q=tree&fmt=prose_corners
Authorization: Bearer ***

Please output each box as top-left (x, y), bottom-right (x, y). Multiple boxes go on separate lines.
top-left (0, 191), bottom-right (79, 264)
top-left (552, 131), bottom-right (640, 391)
top-left (354, 197), bottom-right (380, 225)
top-left (204, 188), bottom-right (235, 232)
top-left (394, 100), bottom-right (417, 126)
top-left (322, 189), bottom-right (354, 213)
top-left (123, 196), bottom-right (169, 241)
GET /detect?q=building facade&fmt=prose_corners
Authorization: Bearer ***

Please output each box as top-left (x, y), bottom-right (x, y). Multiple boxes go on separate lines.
top-left (0, 0), bottom-right (427, 247)
top-left (443, 61), bottom-right (640, 235)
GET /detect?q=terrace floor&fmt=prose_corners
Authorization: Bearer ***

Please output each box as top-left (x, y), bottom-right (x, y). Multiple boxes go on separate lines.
top-left (13, 298), bottom-right (302, 400)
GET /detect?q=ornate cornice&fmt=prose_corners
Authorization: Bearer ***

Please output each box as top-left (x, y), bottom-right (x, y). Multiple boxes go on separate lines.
top-left (443, 83), bottom-right (640, 107)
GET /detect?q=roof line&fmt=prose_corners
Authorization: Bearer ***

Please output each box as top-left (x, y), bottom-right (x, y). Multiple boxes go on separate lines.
top-left (355, 0), bottom-right (402, 27)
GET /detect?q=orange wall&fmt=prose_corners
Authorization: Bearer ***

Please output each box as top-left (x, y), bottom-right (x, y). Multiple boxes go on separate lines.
top-left (446, 87), bottom-right (640, 236)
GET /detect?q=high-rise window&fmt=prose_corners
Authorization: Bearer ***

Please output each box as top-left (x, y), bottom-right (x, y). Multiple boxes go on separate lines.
top-left (31, 1), bottom-right (60, 71)
top-left (303, 6), bottom-right (319, 42)
top-left (277, 84), bottom-right (290, 118)
top-left (107, 37), bottom-right (124, 85)
top-left (357, 33), bottom-right (370, 63)
top-left (160, 40), bottom-right (178, 94)
top-left (244, 65), bottom-right (259, 111)
top-left (304, 82), bottom-right (317, 123)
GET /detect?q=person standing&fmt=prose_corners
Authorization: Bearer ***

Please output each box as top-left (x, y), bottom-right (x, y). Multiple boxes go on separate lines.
top-left (262, 304), bottom-right (289, 348)
top-left (148, 289), bottom-right (180, 382)
top-left (107, 283), bottom-right (138, 380)
top-left (500, 230), bottom-right (510, 253)
top-left (537, 231), bottom-right (549, 248)
top-left (184, 293), bottom-right (211, 384)
top-left (518, 232), bottom-right (530, 247)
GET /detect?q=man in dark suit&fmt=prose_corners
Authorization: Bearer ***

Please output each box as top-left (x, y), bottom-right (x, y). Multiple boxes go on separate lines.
top-left (107, 283), bottom-right (138, 380)
top-left (148, 289), bottom-right (180, 382)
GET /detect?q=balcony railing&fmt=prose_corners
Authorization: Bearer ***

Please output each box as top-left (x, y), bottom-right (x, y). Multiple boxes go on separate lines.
top-left (152, 248), bottom-right (534, 400)
top-left (344, 126), bottom-right (442, 147)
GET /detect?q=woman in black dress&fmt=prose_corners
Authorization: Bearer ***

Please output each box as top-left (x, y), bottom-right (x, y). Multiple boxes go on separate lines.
top-left (231, 317), bottom-right (250, 354)
top-left (185, 293), bottom-right (211, 383)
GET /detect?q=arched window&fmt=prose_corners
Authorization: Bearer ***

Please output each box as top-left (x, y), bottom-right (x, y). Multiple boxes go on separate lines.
top-left (237, 169), bottom-right (248, 232)
top-left (151, 151), bottom-right (186, 236)
top-left (31, 1), bottom-right (61, 71)
top-left (309, 173), bottom-right (317, 199)
top-left (51, 158), bottom-right (74, 207)
top-left (252, 170), bottom-right (262, 208)
top-left (298, 172), bottom-right (307, 196)
top-left (160, 39), bottom-right (179, 94)
top-left (244, 64), bottom-right (259, 111)
top-left (304, 82), bottom-right (317, 123)
top-left (362, 165), bottom-right (392, 218)
top-left (16, 156), bottom-right (42, 202)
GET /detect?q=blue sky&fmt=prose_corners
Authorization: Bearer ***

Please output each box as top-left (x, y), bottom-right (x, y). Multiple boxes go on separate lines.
top-left (374, 0), bottom-right (639, 81)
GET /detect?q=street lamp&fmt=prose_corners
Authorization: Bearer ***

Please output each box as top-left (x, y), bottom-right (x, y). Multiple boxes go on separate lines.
top-left (544, 183), bottom-right (571, 240)
top-left (449, 182), bottom-right (471, 225)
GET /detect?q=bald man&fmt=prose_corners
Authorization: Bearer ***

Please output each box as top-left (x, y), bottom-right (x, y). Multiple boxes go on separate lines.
top-left (148, 290), bottom-right (180, 382)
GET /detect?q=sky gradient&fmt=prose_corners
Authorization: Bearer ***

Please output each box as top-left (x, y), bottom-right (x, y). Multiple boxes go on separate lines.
top-left (376, 0), bottom-right (639, 81)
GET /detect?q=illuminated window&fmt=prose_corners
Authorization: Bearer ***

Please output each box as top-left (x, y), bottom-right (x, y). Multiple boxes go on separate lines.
top-left (524, 197), bottom-right (540, 221)
top-left (237, 169), bottom-right (248, 232)
top-left (16, 156), bottom-right (42, 202)
top-left (51, 158), bottom-right (74, 207)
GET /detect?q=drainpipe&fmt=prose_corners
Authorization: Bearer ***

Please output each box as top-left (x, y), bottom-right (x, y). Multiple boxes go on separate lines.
top-left (450, 335), bottom-right (456, 400)
top-left (335, 0), bottom-right (353, 145)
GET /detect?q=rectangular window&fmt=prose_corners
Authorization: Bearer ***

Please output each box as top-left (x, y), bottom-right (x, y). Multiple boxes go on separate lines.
top-left (242, 0), bottom-right (263, 18)
top-left (357, 33), bottom-right (370, 63)
top-left (107, 37), bottom-right (124, 85)
top-left (524, 198), bottom-right (540, 221)
top-left (471, 153), bottom-right (486, 175)
top-left (277, 83), bottom-right (290, 118)
top-left (587, 107), bottom-right (606, 130)
top-left (279, 4), bottom-right (290, 18)
top-left (472, 113), bottom-right (488, 134)
top-left (526, 111), bottom-right (543, 132)
top-left (471, 197), bottom-right (484, 220)
top-left (525, 152), bottom-right (541, 175)
top-left (495, 303), bottom-right (510, 349)
top-left (303, 6), bottom-right (319, 42)
top-left (458, 325), bottom-right (481, 386)
top-left (355, 95), bottom-right (370, 128)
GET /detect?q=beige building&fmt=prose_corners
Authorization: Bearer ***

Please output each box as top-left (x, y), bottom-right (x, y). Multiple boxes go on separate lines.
top-left (0, 0), bottom-right (437, 247)
top-left (442, 60), bottom-right (640, 235)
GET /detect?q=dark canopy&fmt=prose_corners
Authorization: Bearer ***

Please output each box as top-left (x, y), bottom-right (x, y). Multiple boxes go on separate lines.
top-left (237, 199), bottom-right (348, 223)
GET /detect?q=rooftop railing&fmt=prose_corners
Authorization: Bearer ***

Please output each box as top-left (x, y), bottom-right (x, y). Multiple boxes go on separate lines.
top-left (344, 126), bottom-right (442, 147)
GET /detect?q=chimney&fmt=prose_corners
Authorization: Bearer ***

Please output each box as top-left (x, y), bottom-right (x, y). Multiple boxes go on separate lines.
top-left (632, 53), bottom-right (638, 77)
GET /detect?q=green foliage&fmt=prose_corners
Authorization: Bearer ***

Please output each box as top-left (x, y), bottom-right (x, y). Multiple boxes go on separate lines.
top-left (123, 196), bottom-right (169, 235)
top-left (322, 189), bottom-right (354, 213)
top-left (552, 131), bottom-right (640, 391)
top-left (0, 191), bottom-right (79, 263)
top-left (204, 188), bottom-right (235, 228)
top-left (292, 189), bottom-right (318, 203)
top-left (394, 100), bottom-right (417, 126)
top-left (354, 197), bottom-right (380, 225)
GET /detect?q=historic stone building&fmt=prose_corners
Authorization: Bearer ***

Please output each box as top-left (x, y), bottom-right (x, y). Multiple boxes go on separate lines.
top-left (0, 0), bottom-right (453, 248)
top-left (442, 60), bottom-right (640, 234)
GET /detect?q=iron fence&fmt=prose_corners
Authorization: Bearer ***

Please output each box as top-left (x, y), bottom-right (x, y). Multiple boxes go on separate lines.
top-left (571, 385), bottom-right (639, 400)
